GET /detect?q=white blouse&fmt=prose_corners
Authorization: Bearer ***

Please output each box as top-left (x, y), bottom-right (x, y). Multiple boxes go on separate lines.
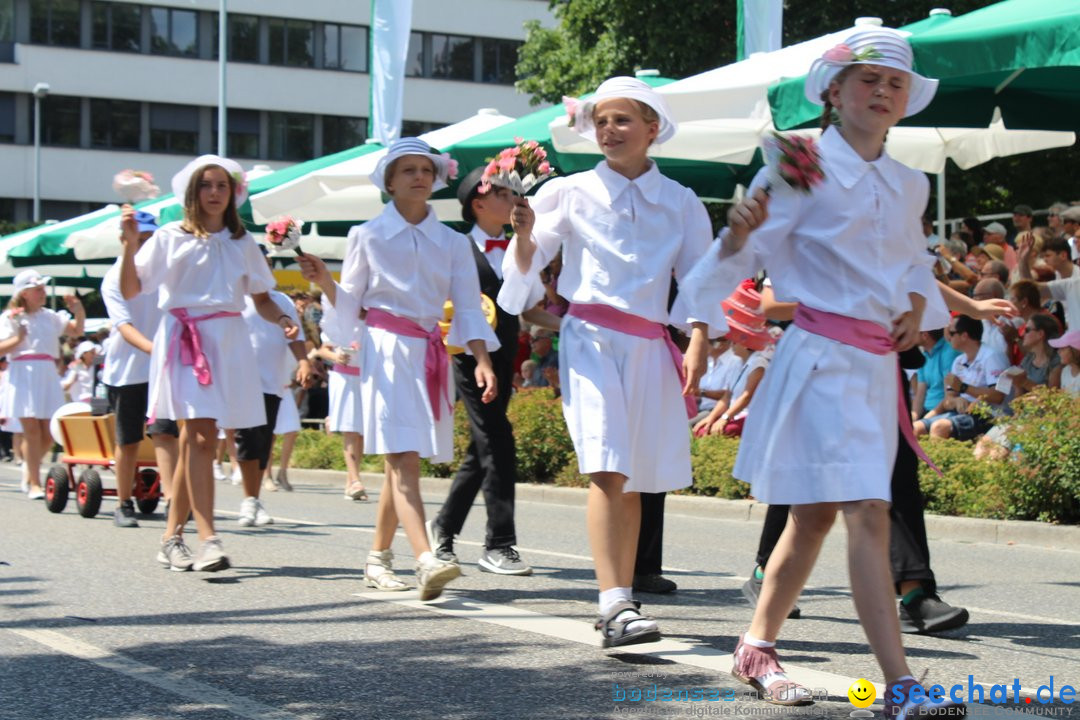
top-left (241, 290), bottom-right (304, 397)
top-left (682, 126), bottom-right (948, 333)
top-left (0, 308), bottom-right (70, 358)
top-left (497, 161), bottom-right (722, 333)
top-left (328, 203), bottom-right (497, 352)
top-left (100, 260), bottom-right (164, 387)
top-left (134, 222), bottom-right (275, 312)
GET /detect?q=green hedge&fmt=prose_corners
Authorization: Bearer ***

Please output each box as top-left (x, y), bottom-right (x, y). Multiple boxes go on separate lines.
top-left (285, 386), bottom-right (1080, 524)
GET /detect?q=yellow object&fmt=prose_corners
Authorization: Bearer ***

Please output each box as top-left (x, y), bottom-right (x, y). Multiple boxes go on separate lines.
top-left (848, 679), bottom-right (876, 708)
top-left (439, 294), bottom-right (497, 354)
top-left (56, 413), bottom-right (155, 464)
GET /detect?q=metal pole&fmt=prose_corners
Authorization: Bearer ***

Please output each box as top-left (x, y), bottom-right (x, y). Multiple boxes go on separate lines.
top-left (217, 0), bottom-right (227, 155)
top-left (33, 94), bottom-right (41, 222)
top-left (936, 170), bottom-right (946, 239)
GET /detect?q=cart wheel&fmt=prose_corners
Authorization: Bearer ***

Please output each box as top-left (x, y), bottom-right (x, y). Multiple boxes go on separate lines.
top-left (136, 469), bottom-right (160, 515)
top-left (44, 466), bottom-right (69, 514)
top-left (76, 469), bottom-right (103, 518)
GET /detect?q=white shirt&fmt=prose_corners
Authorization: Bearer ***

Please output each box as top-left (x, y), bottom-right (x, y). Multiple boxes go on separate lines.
top-left (241, 290), bottom-right (304, 397)
top-left (0, 308), bottom-right (70, 358)
top-left (729, 351), bottom-right (769, 419)
top-left (1061, 364), bottom-right (1080, 397)
top-left (681, 127), bottom-right (949, 333)
top-left (471, 226), bottom-right (505, 281)
top-left (63, 362), bottom-right (95, 402)
top-left (1047, 273), bottom-right (1080, 330)
top-left (328, 203), bottom-right (497, 352)
top-left (497, 160), bottom-right (719, 333)
top-left (951, 343), bottom-right (1010, 403)
top-left (698, 349), bottom-right (741, 411)
top-left (100, 259), bottom-right (164, 386)
top-left (134, 222), bottom-right (275, 312)
top-left (981, 320), bottom-right (1009, 357)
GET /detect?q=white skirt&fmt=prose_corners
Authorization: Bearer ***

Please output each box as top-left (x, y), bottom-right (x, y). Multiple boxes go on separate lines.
top-left (2, 358), bottom-right (64, 420)
top-left (360, 325), bottom-right (452, 462)
top-left (274, 391), bottom-right (301, 434)
top-left (732, 324), bottom-right (898, 504)
top-left (326, 368), bottom-right (363, 434)
top-left (559, 315), bottom-right (692, 494)
top-left (147, 311), bottom-right (266, 430)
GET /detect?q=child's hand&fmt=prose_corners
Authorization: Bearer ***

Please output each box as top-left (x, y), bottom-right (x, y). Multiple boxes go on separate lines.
top-left (971, 297), bottom-right (1017, 321)
top-left (295, 359), bottom-right (314, 389)
top-left (277, 316), bottom-right (299, 340)
top-left (510, 197), bottom-right (534, 240)
top-left (682, 331), bottom-right (708, 397)
top-left (891, 310), bottom-right (921, 351)
top-left (725, 188), bottom-right (769, 252)
top-left (63, 294), bottom-right (83, 312)
top-left (1016, 231), bottom-right (1035, 266)
top-left (296, 254), bottom-right (332, 286)
top-left (120, 204), bottom-right (139, 248)
top-left (475, 362), bottom-right (498, 404)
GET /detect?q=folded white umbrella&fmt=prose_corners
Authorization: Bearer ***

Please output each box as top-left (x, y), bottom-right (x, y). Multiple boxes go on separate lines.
top-left (251, 109), bottom-right (515, 224)
top-left (65, 196), bottom-right (179, 262)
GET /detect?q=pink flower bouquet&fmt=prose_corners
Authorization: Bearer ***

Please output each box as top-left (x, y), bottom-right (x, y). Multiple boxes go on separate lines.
top-left (763, 133), bottom-right (825, 194)
top-left (265, 215), bottom-right (305, 256)
top-left (112, 170), bottom-right (161, 203)
top-left (481, 137), bottom-right (556, 196)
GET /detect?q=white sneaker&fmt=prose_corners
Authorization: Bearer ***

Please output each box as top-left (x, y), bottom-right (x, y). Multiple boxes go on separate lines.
top-left (415, 552), bottom-right (461, 602)
top-left (192, 536), bottom-right (230, 572)
top-left (230, 466), bottom-right (242, 485)
top-left (253, 498), bottom-right (273, 526)
top-left (213, 462), bottom-right (226, 482)
top-left (238, 496), bottom-right (258, 527)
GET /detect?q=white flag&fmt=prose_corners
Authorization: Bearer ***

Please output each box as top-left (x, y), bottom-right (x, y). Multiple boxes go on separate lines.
top-left (737, 0), bottom-right (783, 60)
top-left (370, 0), bottom-right (413, 145)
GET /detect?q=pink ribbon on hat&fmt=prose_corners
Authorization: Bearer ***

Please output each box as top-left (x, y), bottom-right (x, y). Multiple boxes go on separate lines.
top-left (793, 304), bottom-right (941, 476)
top-left (365, 308), bottom-right (450, 421)
top-left (568, 303), bottom-right (697, 419)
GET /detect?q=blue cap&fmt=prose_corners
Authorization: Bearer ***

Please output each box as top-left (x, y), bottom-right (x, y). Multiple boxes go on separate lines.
top-left (134, 211), bottom-right (158, 234)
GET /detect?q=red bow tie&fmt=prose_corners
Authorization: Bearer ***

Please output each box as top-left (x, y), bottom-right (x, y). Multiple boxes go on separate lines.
top-left (485, 238), bottom-right (510, 253)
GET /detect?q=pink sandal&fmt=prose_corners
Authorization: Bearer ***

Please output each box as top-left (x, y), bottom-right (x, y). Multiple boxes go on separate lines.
top-left (731, 635), bottom-right (813, 706)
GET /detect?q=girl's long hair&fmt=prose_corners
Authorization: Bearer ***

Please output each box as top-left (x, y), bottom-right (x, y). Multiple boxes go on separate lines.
top-left (180, 164), bottom-right (246, 239)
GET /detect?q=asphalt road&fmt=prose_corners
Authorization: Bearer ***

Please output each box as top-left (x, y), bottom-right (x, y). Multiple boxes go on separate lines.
top-left (1, 461), bottom-right (1078, 720)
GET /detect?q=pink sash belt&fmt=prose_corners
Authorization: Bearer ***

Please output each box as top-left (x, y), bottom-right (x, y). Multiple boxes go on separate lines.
top-left (167, 309), bottom-right (241, 387)
top-left (13, 354), bottom-right (55, 362)
top-left (365, 308), bottom-right (449, 421)
top-left (333, 364), bottom-right (360, 376)
top-left (793, 305), bottom-right (941, 476)
top-left (568, 303), bottom-right (696, 419)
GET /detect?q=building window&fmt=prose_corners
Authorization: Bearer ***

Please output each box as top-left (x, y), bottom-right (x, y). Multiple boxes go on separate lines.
top-left (405, 31), bottom-right (423, 77)
top-left (229, 14), bottom-right (259, 62)
top-left (213, 108), bottom-right (260, 158)
top-left (149, 103), bottom-right (199, 154)
top-left (322, 115), bottom-right (367, 154)
top-left (268, 112), bottom-right (314, 161)
top-left (481, 38), bottom-right (519, 84)
top-left (92, 2), bottom-right (141, 52)
top-left (401, 120), bottom-right (444, 137)
top-left (150, 7), bottom-right (198, 57)
top-left (30, 0), bottom-right (80, 47)
top-left (431, 34), bottom-right (474, 81)
top-left (36, 95), bottom-right (81, 146)
top-left (0, 92), bottom-right (14, 143)
top-left (323, 23), bottom-right (367, 72)
top-left (90, 98), bottom-right (140, 149)
top-left (0, 0), bottom-right (12, 42)
top-left (268, 18), bottom-right (313, 67)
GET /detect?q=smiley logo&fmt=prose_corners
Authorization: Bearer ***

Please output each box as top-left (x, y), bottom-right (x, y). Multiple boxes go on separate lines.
top-left (848, 678), bottom-right (876, 708)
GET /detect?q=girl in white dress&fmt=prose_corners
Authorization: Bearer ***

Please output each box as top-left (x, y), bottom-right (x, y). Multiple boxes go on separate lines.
top-left (61, 340), bottom-right (100, 402)
top-left (314, 329), bottom-right (367, 501)
top-left (120, 154), bottom-right (300, 572)
top-left (298, 138), bottom-right (498, 601)
top-left (0, 269), bottom-right (85, 498)
top-left (498, 77), bottom-right (744, 647)
top-left (682, 29), bottom-right (957, 716)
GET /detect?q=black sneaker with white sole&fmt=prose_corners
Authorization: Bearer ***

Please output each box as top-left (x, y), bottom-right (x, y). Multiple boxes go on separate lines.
top-left (741, 566), bottom-right (801, 619)
top-left (114, 500), bottom-right (139, 528)
top-left (899, 593), bottom-right (969, 634)
top-left (478, 546), bottom-right (532, 576)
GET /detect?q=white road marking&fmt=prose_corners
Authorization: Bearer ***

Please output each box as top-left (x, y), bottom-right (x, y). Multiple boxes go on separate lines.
top-left (9, 628), bottom-right (309, 720)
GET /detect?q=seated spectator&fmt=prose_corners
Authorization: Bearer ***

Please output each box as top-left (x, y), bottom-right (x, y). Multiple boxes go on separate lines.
top-left (1040, 235), bottom-right (1076, 280)
top-left (911, 328), bottom-right (961, 421)
top-left (541, 256), bottom-right (569, 317)
top-left (915, 315), bottom-right (1010, 441)
top-left (1010, 314), bottom-right (1063, 393)
top-left (1062, 206), bottom-right (1080, 261)
top-left (983, 222), bottom-right (1018, 270)
top-left (1018, 231), bottom-right (1080, 330)
top-left (1047, 202), bottom-right (1069, 239)
top-left (1049, 330), bottom-right (1080, 397)
top-left (692, 337), bottom-right (739, 424)
top-left (922, 214), bottom-right (941, 249)
top-left (529, 329), bottom-right (558, 386)
top-left (980, 260), bottom-right (1009, 286)
top-left (1011, 204), bottom-right (1034, 245)
top-left (519, 359), bottom-right (538, 388)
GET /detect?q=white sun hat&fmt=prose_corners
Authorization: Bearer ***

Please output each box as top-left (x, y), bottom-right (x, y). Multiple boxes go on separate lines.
top-left (171, 154), bottom-right (249, 206)
top-left (370, 137), bottom-right (458, 194)
top-left (571, 76), bottom-right (678, 144)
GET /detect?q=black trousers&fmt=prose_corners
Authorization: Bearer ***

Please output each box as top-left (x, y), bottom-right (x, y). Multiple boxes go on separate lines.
top-left (435, 345), bottom-right (518, 549)
top-left (635, 492), bottom-right (666, 576)
top-left (754, 371), bottom-right (936, 594)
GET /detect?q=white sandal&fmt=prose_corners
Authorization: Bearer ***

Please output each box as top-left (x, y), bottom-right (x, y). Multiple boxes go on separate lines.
top-left (365, 549), bottom-right (408, 591)
top-left (594, 600), bottom-right (661, 649)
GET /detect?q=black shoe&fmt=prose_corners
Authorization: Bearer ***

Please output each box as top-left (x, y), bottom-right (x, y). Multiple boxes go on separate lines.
top-left (424, 519), bottom-right (458, 564)
top-left (633, 573), bottom-right (677, 594)
top-left (113, 500), bottom-right (139, 528)
top-left (899, 593), bottom-right (969, 634)
top-left (741, 567), bottom-right (801, 619)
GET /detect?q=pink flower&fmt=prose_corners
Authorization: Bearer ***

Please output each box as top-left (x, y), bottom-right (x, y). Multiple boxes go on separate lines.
top-left (485, 160), bottom-right (499, 176)
top-left (444, 156), bottom-right (459, 180)
top-left (563, 96), bottom-right (579, 126)
top-left (538, 161), bottom-right (551, 175)
top-left (823, 43), bottom-right (854, 63)
top-left (497, 155), bottom-right (517, 171)
top-left (514, 136), bottom-right (524, 144)
top-left (525, 140), bottom-right (539, 150)
top-left (479, 182), bottom-right (492, 194)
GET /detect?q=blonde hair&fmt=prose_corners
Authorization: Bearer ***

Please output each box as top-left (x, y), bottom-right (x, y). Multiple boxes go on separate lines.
top-left (179, 164), bottom-right (246, 239)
